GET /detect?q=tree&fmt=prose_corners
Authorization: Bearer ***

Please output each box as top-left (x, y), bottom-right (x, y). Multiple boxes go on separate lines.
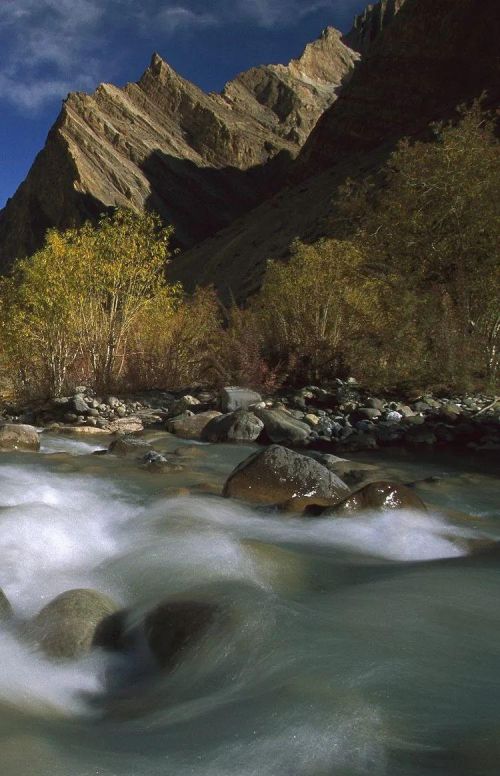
top-left (337, 101), bottom-right (500, 387)
top-left (128, 286), bottom-right (222, 390)
top-left (0, 208), bottom-right (175, 396)
top-left (72, 208), bottom-right (173, 390)
top-left (253, 238), bottom-right (381, 384)
top-left (0, 230), bottom-right (82, 397)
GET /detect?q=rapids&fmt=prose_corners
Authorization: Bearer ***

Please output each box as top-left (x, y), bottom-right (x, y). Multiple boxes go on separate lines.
top-left (0, 431), bottom-right (498, 776)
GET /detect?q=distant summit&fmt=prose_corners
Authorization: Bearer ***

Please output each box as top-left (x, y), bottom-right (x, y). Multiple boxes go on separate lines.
top-left (0, 28), bottom-right (357, 268)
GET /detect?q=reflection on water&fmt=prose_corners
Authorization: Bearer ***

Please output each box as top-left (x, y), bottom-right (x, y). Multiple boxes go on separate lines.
top-left (0, 435), bottom-right (498, 776)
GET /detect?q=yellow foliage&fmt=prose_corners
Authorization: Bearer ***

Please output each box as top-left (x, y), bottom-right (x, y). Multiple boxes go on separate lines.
top-left (253, 238), bottom-right (382, 383)
top-left (0, 208), bottom-right (175, 396)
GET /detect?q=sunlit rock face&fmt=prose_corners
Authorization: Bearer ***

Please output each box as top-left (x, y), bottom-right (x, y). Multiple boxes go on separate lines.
top-left (0, 29), bottom-right (357, 269)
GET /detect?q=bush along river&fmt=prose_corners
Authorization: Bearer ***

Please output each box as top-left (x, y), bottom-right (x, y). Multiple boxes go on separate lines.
top-left (0, 385), bottom-right (499, 776)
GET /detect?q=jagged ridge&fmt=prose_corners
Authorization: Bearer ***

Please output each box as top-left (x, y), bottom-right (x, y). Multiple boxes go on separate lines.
top-left (0, 28), bottom-right (357, 267)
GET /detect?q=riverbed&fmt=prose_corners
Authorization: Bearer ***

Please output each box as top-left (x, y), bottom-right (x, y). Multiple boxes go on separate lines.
top-left (0, 431), bottom-right (499, 776)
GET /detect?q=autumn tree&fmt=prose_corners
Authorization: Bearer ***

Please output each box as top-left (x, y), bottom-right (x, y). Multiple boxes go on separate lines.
top-left (337, 101), bottom-right (500, 387)
top-left (253, 238), bottom-right (381, 384)
top-left (0, 230), bottom-right (82, 396)
top-left (128, 286), bottom-right (223, 390)
top-left (0, 208), bottom-right (175, 396)
top-left (71, 208), bottom-right (173, 389)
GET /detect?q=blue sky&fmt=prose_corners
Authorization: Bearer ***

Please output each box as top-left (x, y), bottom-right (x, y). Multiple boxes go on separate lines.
top-left (0, 0), bottom-right (366, 208)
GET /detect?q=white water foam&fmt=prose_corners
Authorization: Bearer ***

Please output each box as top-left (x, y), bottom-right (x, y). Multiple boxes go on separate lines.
top-left (152, 495), bottom-right (479, 562)
top-left (0, 630), bottom-right (110, 715)
top-left (0, 464), bottom-right (139, 614)
top-left (40, 435), bottom-right (107, 455)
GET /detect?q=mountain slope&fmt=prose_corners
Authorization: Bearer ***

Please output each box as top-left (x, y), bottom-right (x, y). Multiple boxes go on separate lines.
top-left (344, 0), bottom-right (407, 53)
top-left (0, 29), bottom-right (357, 269)
top-left (173, 0), bottom-right (500, 300)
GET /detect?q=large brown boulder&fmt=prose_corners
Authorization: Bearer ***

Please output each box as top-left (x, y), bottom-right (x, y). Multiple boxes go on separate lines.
top-left (108, 435), bottom-right (152, 456)
top-left (327, 480), bottom-right (427, 516)
top-left (108, 416), bottom-right (144, 434)
top-left (144, 600), bottom-right (218, 670)
top-left (0, 424), bottom-right (40, 452)
top-left (223, 444), bottom-right (349, 505)
top-left (31, 588), bottom-right (119, 659)
top-left (167, 411), bottom-right (221, 440)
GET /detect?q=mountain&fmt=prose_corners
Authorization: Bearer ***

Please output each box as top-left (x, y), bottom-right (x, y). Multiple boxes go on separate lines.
top-left (173, 0), bottom-right (500, 300)
top-left (0, 28), bottom-right (357, 269)
top-left (300, 0), bottom-right (500, 176)
top-left (343, 0), bottom-right (406, 53)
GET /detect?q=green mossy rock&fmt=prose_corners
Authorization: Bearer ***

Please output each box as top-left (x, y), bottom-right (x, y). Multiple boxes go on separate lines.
top-left (32, 588), bottom-right (119, 659)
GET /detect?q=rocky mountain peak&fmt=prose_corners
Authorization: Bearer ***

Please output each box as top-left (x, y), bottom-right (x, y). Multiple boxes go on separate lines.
top-left (0, 27), bottom-right (358, 269)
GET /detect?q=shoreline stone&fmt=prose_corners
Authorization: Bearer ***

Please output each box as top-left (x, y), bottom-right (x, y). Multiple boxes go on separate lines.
top-left (1, 384), bottom-right (498, 457)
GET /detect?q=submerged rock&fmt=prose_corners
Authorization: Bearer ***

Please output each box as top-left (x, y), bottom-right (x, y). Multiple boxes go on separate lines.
top-left (0, 589), bottom-right (13, 621)
top-left (108, 436), bottom-right (152, 456)
top-left (140, 451), bottom-right (184, 472)
top-left (223, 444), bottom-right (349, 505)
top-left (201, 410), bottom-right (264, 443)
top-left (326, 481), bottom-right (427, 516)
top-left (108, 416), bottom-right (144, 434)
top-left (0, 424), bottom-right (40, 452)
top-left (167, 411), bottom-right (221, 440)
top-left (144, 600), bottom-right (218, 670)
top-left (32, 589), bottom-right (119, 659)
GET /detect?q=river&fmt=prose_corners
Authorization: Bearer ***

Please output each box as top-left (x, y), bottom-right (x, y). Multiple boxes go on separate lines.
top-left (0, 431), bottom-right (499, 775)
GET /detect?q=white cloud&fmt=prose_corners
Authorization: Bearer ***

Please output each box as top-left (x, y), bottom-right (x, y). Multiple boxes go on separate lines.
top-left (235, 0), bottom-right (335, 28)
top-left (0, 0), bottom-right (105, 110)
top-left (156, 6), bottom-right (217, 33)
top-left (0, 0), bottom-right (359, 111)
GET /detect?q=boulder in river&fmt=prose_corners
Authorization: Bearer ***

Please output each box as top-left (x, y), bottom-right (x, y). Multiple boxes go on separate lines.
top-left (220, 386), bottom-right (262, 413)
top-left (173, 395), bottom-right (201, 415)
top-left (167, 411), bottom-right (221, 440)
top-left (201, 411), bottom-right (264, 443)
top-left (223, 444), bottom-right (349, 505)
top-left (254, 408), bottom-right (311, 446)
top-left (0, 589), bottom-right (13, 621)
top-left (108, 416), bottom-right (144, 434)
top-left (108, 435), bottom-right (152, 456)
top-left (326, 481), bottom-right (427, 516)
top-left (144, 600), bottom-right (218, 670)
top-left (31, 588), bottom-right (119, 659)
top-left (0, 423), bottom-right (40, 452)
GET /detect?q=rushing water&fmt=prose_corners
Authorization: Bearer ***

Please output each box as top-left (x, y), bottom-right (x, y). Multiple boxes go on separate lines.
top-left (0, 432), bottom-right (499, 776)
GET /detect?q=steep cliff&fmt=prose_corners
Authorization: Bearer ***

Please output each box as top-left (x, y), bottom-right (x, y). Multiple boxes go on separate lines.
top-left (343, 0), bottom-right (406, 53)
top-left (0, 29), bottom-right (357, 268)
top-left (300, 0), bottom-right (500, 175)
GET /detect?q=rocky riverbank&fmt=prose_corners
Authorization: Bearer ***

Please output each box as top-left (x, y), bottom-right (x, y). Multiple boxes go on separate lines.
top-left (1, 381), bottom-right (498, 455)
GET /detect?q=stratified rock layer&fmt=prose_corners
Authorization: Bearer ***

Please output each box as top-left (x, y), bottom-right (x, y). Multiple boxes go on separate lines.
top-left (0, 29), bottom-right (357, 268)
